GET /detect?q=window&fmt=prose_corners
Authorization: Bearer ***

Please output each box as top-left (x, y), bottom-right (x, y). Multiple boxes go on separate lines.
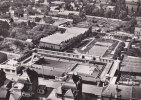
top-left (12, 70), bottom-right (15, 73)
top-left (5, 69), bottom-right (10, 72)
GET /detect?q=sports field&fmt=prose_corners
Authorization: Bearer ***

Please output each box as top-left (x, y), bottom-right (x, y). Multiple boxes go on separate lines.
top-left (87, 45), bottom-right (108, 56)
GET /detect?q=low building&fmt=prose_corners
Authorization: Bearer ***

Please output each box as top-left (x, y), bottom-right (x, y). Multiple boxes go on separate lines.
top-left (0, 59), bottom-right (21, 74)
top-left (18, 69), bottom-right (38, 96)
top-left (119, 56), bottom-right (141, 86)
top-left (39, 27), bottom-right (91, 51)
top-left (10, 69), bottom-right (38, 99)
top-left (134, 27), bottom-right (141, 37)
top-left (102, 84), bottom-right (141, 100)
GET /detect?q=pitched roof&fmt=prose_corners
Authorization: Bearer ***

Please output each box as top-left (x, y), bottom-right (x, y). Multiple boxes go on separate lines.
top-left (0, 87), bottom-right (8, 99)
top-left (56, 86), bottom-right (62, 94)
top-left (64, 89), bottom-right (74, 97)
top-left (26, 68), bottom-right (38, 82)
top-left (40, 27), bottom-right (88, 45)
top-left (10, 91), bottom-right (22, 100)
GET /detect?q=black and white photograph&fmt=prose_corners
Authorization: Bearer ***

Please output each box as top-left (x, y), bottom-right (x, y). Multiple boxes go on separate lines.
top-left (0, 0), bottom-right (141, 100)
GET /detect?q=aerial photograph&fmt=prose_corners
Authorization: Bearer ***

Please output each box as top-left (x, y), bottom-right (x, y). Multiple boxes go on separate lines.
top-left (0, 0), bottom-right (141, 100)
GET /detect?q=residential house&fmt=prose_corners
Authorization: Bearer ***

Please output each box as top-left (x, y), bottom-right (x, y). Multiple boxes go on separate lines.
top-left (134, 27), bottom-right (141, 37)
top-left (10, 68), bottom-right (38, 99)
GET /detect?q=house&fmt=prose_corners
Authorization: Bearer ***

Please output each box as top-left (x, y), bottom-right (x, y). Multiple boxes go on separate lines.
top-left (105, 6), bottom-right (115, 12)
top-left (59, 82), bottom-right (79, 100)
top-left (10, 82), bottom-right (24, 100)
top-left (10, 69), bottom-right (38, 99)
top-left (134, 27), bottom-right (141, 37)
top-left (14, 7), bottom-right (24, 17)
top-left (56, 73), bottom-right (82, 100)
top-left (18, 69), bottom-right (38, 97)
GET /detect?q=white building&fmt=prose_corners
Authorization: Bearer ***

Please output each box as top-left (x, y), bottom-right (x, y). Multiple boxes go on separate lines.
top-left (134, 27), bottom-right (141, 36)
top-left (0, 59), bottom-right (21, 74)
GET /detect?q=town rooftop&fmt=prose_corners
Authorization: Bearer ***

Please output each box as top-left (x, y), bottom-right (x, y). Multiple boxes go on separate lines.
top-left (40, 27), bottom-right (88, 45)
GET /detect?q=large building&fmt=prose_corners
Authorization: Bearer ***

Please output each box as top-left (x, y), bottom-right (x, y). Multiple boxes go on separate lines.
top-left (39, 27), bottom-right (91, 51)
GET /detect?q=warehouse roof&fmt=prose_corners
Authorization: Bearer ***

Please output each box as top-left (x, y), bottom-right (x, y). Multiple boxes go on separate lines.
top-left (40, 27), bottom-right (88, 45)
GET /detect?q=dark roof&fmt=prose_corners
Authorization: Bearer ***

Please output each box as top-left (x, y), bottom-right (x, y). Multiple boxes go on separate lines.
top-left (26, 68), bottom-right (38, 83)
top-left (0, 52), bottom-right (7, 63)
top-left (132, 86), bottom-right (141, 99)
top-left (0, 69), bottom-right (5, 77)
top-left (4, 79), bottom-right (12, 88)
top-left (64, 89), bottom-right (74, 98)
top-left (38, 85), bottom-right (46, 90)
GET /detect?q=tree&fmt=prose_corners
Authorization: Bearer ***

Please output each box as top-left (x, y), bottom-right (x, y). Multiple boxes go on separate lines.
top-left (13, 40), bottom-right (25, 51)
top-left (118, 10), bottom-right (128, 19)
top-left (43, 5), bottom-right (50, 15)
top-left (79, 9), bottom-right (86, 19)
top-left (0, 20), bottom-right (10, 37)
top-left (43, 16), bottom-right (55, 24)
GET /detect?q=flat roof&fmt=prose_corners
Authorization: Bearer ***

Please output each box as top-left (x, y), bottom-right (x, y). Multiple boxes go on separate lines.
top-left (121, 56), bottom-right (141, 73)
top-left (102, 84), bottom-right (132, 99)
top-left (132, 86), bottom-right (141, 99)
top-left (88, 45), bottom-right (108, 56)
top-left (40, 27), bottom-right (88, 45)
top-left (82, 84), bottom-right (103, 95)
top-left (32, 58), bottom-right (77, 77)
top-left (52, 17), bottom-right (72, 26)
top-left (73, 64), bottom-right (95, 75)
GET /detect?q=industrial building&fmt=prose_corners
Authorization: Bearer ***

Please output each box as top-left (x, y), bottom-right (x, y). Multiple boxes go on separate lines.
top-left (39, 27), bottom-right (91, 51)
